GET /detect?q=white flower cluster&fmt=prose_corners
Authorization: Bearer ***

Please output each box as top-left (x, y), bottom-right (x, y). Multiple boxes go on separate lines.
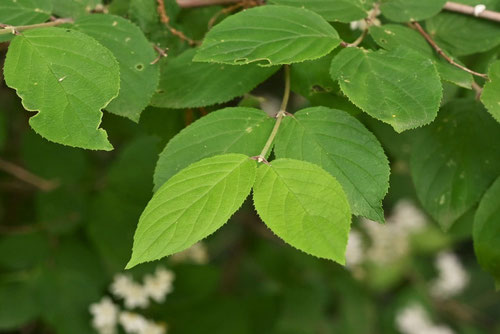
top-left (89, 266), bottom-right (174, 334)
top-left (171, 242), bottom-right (209, 265)
top-left (396, 303), bottom-right (455, 334)
top-left (350, 7), bottom-right (381, 31)
top-left (430, 251), bottom-right (469, 299)
top-left (345, 199), bottom-right (428, 267)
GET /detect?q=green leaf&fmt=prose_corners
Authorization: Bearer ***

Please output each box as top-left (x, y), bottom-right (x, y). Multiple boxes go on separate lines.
top-left (194, 5), bottom-right (341, 65)
top-left (3, 27), bottom-right (119, 150)
top-left (330, 47), bottom-right (442, 132)
top-left (481, 60), bottom-right (500, 123)
top-left (369, 25), bottom-right (473, 89)
top-left (73, 14), bottom-right (159, 122)
top-left (274, 107), bottom-right (389, 222)
top-left (474, 177), bottom-right (500, 284)
top-left (426, 12), bottom-right (500, 56)
top-left (154, 107), bottom-right (274, 190)
top-left (0, 0), bottom-right (52, 42)
top-left (50, 0), bottom-right (101, 18)
top-left (380, 0), bottom-right (447, 22)
top-left (0, 0), bottom-right (51, 24)
top-left (151, 49), bottom-right (278, 108)
top-left (127, 154), bottom-right (256, 268)
top-left (268, 0), bottom-right (371, 23)
top-left (253, 158), bottom-right (351, 263)
top-left (411, 99), bottom-right (500, 230)
top-left (0, 281), bottom-right (39, 330)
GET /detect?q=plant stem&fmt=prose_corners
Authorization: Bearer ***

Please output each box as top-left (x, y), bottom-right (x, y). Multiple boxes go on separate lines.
top-left (0, 18), bottom-right (73, 36)
top-left (443, 1), bottom-right (500, 22)
top-left (256, 65), bottom-right (290, 162)
top-left (409, 21), bottom-right (489, 79)
top-left (0, 158), bottom-right (59, 191)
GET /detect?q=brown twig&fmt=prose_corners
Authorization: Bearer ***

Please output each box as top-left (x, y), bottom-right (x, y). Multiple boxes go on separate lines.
top-left (0, 18), bottom-right (73, 36)
top-left (341, 3), bottom-right (379, 48)
top-left (157, 0), bottom-right (198, 46)
top-left (150, 44), bottom-right (168, 65)
top-left (0, 158), bottom-right (59, 191)
top-left (409, 21), bottom-right (489, 79)
top-left (443, 1), bottom-right (500, 23)
top-left (207, 0), bottom-right (262, 28)
top-left (471, 81), bottom-right (483, 100)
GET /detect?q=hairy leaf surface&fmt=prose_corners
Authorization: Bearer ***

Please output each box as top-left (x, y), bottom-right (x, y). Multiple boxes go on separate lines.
top-left (275, 107), bottom-right (389, 222)
top-left (411, 100), bottom-right (500, 230)
top-left (268, 0), bottom-right (370, 22)
top-left (481, 60), bottom-right (500, 123)
top-left (151, 49), bottom-right (278, 108)
top-left (74, 14), bottom-right (159, 122)
top-left (154, 107), bottom-right (274, 189)
top-left (330, 47), bottom-right (442, 132)
top-left (474, 177), bottom-right (500, 286)
top-left (370, 25), bottom-right (473, 89)
top-left (127, 154), bottom-right (256, 268)
top-left (253, 159), bottom-right (351, 263)
top-left (4, 28), bottom-right (119, 150)
top-left (194, 5), bottom-right (341, 65)
top-left (380, 0), bottom-right (447, 22)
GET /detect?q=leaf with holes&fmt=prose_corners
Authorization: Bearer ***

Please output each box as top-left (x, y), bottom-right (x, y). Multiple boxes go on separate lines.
top-left (194, 5), bottom-right (341, 65)
top-left (154, 107), bottom-right (274, 190)
top-left (481, 60), bottom-right (500, 123)
top-left (253, 159), bottom-right (351, 263)
top-left (126, 154), bottom-right (256, 268)
top-left (275, 107), bottom-right (389, 222)
top-left (411, 99), bottom-right (500, 230)
top-left (268, 0), bottom-right (371, 23)
top-left (3, 27), bottom-right (119, 150)
top-left (151, 49), bottom-right (278, 109)
top-left (474, 176), bottom-right (500, 286)
top-left (330, 46), bottom-right (442, 132)
top-left (74, 14), bottom-right (159, 122)
top-left (380, 0), bottom-right (447, 22)
top-left (369, 24), bottom-right (473, 89)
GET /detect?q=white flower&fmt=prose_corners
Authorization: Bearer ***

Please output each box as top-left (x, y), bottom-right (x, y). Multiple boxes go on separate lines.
top-left (430, 251), bottom-right (469, 299)
top-left (389, 200), bottom-right (428, 231)
top-left (171, 242), bottom-right (209, 264)
top-left (111, 274), bottom-right (149, 309)
top-left (89, 297), bottom-right (119, 334)
top-left (350, 8), bottom-right (381, 31)
top-left (141, 320), bottom-right (167, 334)
top-left (143, 267), bottom-right (175, 303)
top-left (396, 303), bottom-right (455, 334)
top-left (119, 312), bottom-right (148, 333)
top-left (345, 230), bottom-right (364, 267)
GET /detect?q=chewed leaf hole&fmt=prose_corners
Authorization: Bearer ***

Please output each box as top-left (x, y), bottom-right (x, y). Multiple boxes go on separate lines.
top-left (135, 63), bottom-right (144, 71)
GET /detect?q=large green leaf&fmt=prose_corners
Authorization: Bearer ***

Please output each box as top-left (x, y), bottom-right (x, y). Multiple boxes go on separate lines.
top-left (274, 107), bottom-right (389, 222)
top-left (369, 25), bottom-right (473, 89)
top-left (73, 14), bottom-right (159, 122)
top-left (380, 0), bottom-right (447, 22)
top-left (268, 0), bottom-right (371, 22)
top-left (330, 47), bottom-right (442, 132)
top-left (151, 49), bottom-right (278, 108)
top-left (253, 159), bottom-right (351, 263)
top-left (411, 99), bottom-right (500, 230)
top-left (426, 12), bottom-right (500, 56)
top-left (194, 5), bottom-right (341, 65)
top-left (4, 27), bottom-right (119, 150)
top-left (0, 281), bottom-right (39, 330)
top-left (127, 154), bottom-right (256, 268)
top-left (481, 60), bottom-right (500, 123)
top-left (474, 177), bottom-right (500, 286)
top-left (154, 107), bottom-right (274, 190)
